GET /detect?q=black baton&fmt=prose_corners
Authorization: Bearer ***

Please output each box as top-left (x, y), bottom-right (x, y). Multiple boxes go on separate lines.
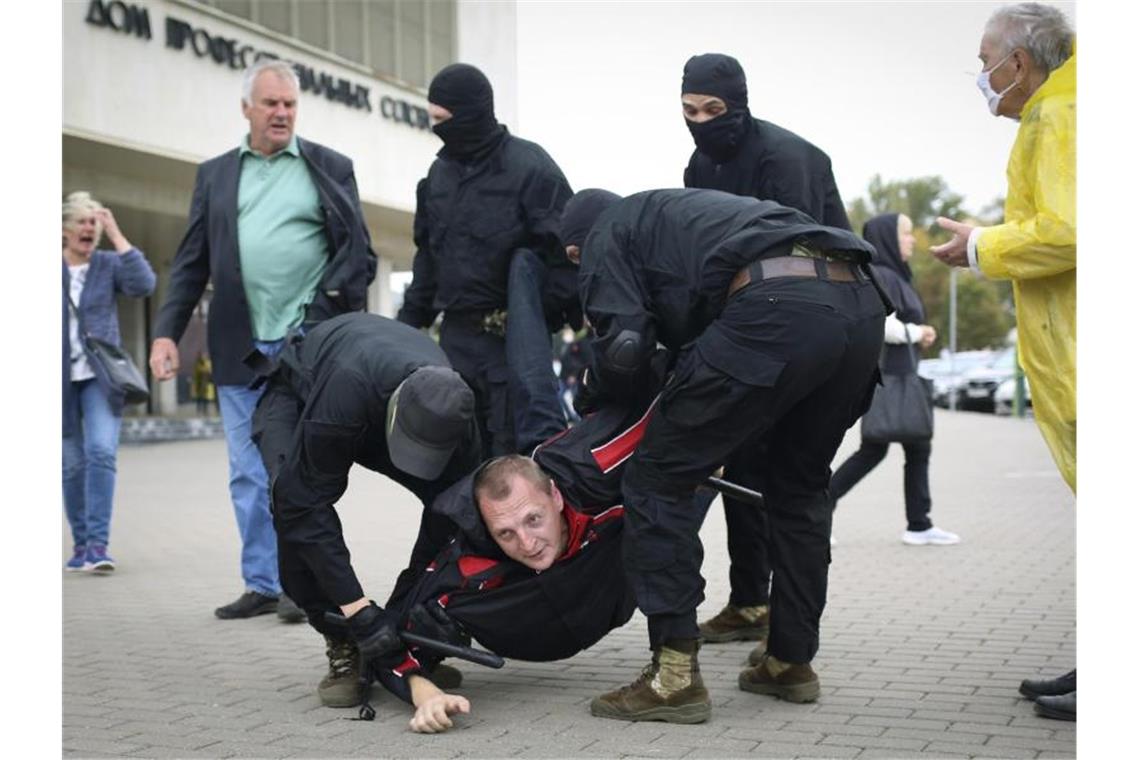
top-left (704, 476), bottom-right (765, 506)
top-left (400, 632), bottom-right (504, 669)
top-left (323, 612), bottom-right (504, 669)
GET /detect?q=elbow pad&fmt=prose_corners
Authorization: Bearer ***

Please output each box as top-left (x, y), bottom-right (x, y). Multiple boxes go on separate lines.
top-left (603, 329), bottom-right (645, 376)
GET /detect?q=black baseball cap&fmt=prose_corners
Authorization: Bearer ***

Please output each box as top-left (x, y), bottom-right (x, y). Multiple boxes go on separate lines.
top-left (386, 366), bottom-right (475, 480)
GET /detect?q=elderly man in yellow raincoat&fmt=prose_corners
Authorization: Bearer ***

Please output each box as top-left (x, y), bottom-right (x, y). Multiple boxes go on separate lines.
top-left (931, 2), bottom-right (1075, 723)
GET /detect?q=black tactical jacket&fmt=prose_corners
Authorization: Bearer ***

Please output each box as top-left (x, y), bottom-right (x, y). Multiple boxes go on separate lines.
top-left (397, 130), bottom-right (573, 326)
top-left (684, 117), bottom-right (851, 231)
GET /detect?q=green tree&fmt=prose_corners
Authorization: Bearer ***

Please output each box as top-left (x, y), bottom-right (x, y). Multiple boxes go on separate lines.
top-left (847, 175), bottom-right (1013, 355)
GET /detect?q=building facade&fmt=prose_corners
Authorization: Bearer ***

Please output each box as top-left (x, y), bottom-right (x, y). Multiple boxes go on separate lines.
top-left (63, 0), bottom-right (518, 415)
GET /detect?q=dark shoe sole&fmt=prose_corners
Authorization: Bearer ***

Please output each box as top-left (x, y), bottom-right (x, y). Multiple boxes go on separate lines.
top-left (319, 686), bottom-right (367, 708)
top-left (1019, 681), bottom-right (1076, 699)
top-left (1034, 700), bottom-right (1076, 721)
top-left (215, 602), bottom-right (277, 619)
top-left (699, 624), bottom-right (769, 643)
top-left (738, 674), bottom-right (820, 703)
top-left (589, 697), bottom-right (711, 724)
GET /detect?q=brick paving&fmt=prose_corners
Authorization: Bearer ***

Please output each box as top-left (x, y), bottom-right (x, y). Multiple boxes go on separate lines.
top-left (63, 409), bottom-right (1075, 758)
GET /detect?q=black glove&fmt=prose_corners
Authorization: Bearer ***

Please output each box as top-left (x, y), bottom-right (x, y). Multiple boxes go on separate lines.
top-left (407, 602), bottom-right (470, 648)
top-left (347, 602), bottom-right (404, 672)
top-left (573, 367), bottom-right (607, 417)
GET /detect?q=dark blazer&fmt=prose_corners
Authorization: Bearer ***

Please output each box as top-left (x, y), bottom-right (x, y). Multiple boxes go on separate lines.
top-left (154, 136), bottom-right (377, 386)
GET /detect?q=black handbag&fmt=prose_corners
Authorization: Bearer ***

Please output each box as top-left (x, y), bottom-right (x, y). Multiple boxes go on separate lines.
top-left (67, 292), bottom-right (150, 405)
top-left (860, 342), bottom-right (933, 444)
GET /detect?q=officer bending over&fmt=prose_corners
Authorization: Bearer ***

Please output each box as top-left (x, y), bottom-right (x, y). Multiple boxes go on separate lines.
top-left (561, 188), bottom-right (886, 723)
top-left (250, 312), bottom-right (480, 712)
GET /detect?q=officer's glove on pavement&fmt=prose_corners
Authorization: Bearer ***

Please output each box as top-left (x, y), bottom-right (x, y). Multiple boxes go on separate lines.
top-left (347, 602), bottom-right (405, 672)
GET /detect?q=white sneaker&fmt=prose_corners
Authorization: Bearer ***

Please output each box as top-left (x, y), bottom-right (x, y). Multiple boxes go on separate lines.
top-left (901, 527), bottom-right (961, 546)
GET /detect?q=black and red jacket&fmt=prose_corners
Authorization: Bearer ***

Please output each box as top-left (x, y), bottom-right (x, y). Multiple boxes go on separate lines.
top-left (374, 386), bottom-right (664, 704)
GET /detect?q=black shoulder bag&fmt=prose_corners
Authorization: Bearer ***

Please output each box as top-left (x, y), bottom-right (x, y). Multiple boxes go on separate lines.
top-left (860, 339), bottom-right (933, 444)
top-left (67, 291), bottom-right (150, 405)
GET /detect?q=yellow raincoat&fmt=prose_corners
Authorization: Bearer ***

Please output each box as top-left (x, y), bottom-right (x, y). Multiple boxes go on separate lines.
top-left (976, 50), bottom-right (1076, 491)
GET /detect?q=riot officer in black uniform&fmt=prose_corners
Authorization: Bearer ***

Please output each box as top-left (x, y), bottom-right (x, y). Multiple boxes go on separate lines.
top-left (397, 63), bottom-right (575, 458)
top-left (561, 188), bottom-right (886, 723)
top-left (250, 312), bottom-right (480, 711)
top-left (680, 52), bottom-right (854, 651)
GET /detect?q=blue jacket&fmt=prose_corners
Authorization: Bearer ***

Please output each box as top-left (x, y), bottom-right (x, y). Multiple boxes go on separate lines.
top-left (63, 249), bottom-right (156, 436)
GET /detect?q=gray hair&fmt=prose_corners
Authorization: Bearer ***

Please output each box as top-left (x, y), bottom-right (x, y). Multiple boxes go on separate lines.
top-left (241, 58), bottom-right (300, 105)
top-left (62, 191), bottom-right (103, 231)
top-left (985, 3), bottom-right (1074, 73)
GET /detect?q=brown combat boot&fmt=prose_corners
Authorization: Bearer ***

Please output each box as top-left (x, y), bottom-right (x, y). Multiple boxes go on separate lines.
top-left (318, 636), bottom-right (366, 707)
top-left (738, 651), bottom-right (820, 703)
top-left (698, 603), bottom-right (769, 643)
top-left (590, 639), bottom-right (711, 723)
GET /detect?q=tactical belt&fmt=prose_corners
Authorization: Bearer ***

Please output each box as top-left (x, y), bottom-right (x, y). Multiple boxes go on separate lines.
top-left (729, 246), bottom-right (864, 299)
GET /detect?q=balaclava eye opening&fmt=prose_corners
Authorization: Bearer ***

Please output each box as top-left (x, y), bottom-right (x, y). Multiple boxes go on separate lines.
top-left (681, 52), bottom-right (751, 164)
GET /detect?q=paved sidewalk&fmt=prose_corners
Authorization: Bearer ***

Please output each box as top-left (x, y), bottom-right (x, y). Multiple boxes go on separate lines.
top-left (63, 410), bottom-right (1075, 759)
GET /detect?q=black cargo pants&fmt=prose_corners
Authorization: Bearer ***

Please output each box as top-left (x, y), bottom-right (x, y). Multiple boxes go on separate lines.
top-left (621, 275), bottom-right (884, 663)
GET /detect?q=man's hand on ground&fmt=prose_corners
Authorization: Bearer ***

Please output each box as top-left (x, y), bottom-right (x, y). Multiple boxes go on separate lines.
top-left (410, 692), bottom-right (470, 733)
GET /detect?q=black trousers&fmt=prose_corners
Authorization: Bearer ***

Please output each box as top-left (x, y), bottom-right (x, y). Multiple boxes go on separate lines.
top-left (830, 436), bottom-right (933, 532)
top-left (440, 317), bottom-right (516, 460)
top-left (723, 445), bottom-right (772, 607)
top-left (621, 277), bottom-right (884, 662)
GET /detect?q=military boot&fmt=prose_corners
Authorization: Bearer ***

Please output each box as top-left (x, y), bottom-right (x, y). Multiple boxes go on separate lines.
top-left (738, 651), bottom-right (820, 703)
top-left (318, 636), bottom-right (366, 708)
top-left (698, 603), bottom-right (769, 643)
top-left (590, 639), bottom-right (711, 723)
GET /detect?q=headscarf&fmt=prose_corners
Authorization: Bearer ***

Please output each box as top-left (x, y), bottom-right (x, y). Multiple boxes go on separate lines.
top-left (427, 63), bottom-right (504, 160)
top-left (863, 213), bottom-right (924, 323)
top-left (559, 189), bottom-right (622, 250)
top-left (681, 53), bottom-right (752, 163)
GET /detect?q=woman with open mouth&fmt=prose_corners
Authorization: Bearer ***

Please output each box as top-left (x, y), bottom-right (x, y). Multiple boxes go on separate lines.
top-left (62, 191), bottom-right (155, 574)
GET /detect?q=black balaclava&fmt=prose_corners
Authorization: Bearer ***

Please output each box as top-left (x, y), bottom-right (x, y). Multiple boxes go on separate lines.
top-left (863, 213), bottom-right (924, 322)
top-left (559, 189), bottom-right (622, 252)
top-left (681, 53), bottom-right (751, 164)
top-left (427, 63), bottom-right (503, 160)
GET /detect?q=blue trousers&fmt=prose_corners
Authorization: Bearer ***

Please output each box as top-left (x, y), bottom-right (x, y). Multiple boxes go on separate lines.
top-left (62, 379), bottom-right (122, 548)
top-left (217, 338), bottom-right (285, 597)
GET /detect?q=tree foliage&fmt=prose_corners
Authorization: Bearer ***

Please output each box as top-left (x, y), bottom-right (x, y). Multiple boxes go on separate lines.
top-left (847, 175), bottom-right (1013, 355)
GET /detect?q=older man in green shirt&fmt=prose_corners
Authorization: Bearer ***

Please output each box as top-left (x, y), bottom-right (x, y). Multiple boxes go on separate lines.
top-left (151, 59), bottom-right (376, 628)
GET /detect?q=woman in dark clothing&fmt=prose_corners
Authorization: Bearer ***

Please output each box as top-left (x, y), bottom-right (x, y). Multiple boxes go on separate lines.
top-left (830, 213), bottom-right (960, 546)
top-left (62, 191), bottom-right (156, 572)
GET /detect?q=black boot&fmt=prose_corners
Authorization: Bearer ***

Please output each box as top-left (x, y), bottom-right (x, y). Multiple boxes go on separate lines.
top-left (1019, 669), bottom-right (1076, 699)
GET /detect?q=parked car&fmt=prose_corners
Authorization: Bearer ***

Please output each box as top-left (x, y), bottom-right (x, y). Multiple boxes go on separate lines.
top-left (994, 375), bottom-right (1032, 416)
top-left (956, 347), bottom-right (1017, 412)
top-left (919, 351), bottom-right (996, 408)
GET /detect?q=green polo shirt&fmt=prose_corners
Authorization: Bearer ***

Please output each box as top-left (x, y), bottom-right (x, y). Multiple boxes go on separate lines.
top-left (237, 135), bottom-right (329, 341)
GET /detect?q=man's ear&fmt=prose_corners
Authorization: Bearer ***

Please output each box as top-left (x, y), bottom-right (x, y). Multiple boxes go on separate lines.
top-left (551, 481), bottom-right (564, 512)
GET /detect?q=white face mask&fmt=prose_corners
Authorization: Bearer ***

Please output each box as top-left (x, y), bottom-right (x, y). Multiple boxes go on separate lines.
top-left (977, 50), bottom-right (1018, 116)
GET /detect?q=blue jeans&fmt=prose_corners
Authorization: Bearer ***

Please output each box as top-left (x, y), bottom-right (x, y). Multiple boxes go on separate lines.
top-left (218, 338), bottom-right (285, 596)
top-left (62, 379), bottom-right (122, 548)
top-left (506, 249), bottom-right (567, 453)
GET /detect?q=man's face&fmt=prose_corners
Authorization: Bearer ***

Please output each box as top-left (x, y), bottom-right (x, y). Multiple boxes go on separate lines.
top-left (478, 474), bottom-right (567, 571)
top-left (978, 34), bottom-right (1028, 119)
top-left (428, 103), bottom-right (453, 127)
top-left (242, 71), bottom-right (298, 156)
top-left (681, 93), bottom-right (728, 123)
top-left (565, 245), bottom-right (581, 265)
